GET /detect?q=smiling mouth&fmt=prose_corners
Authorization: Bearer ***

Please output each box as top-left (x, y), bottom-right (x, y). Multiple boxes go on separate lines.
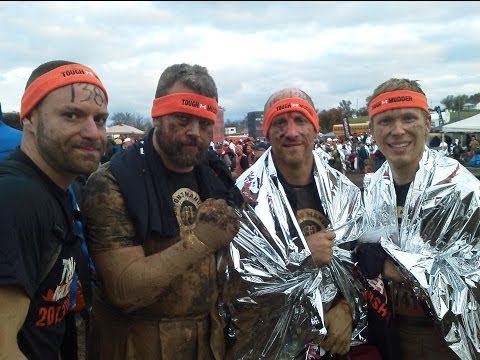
top-left (79, 147), bottom-right (100, 153)
top-left (284, 143), bottom-right (301, 147)
top-left (389, 142), bottom-right (410, 149)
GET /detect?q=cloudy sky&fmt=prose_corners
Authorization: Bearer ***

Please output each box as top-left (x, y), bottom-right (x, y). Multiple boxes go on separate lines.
top-left (1, 1), bottom-right (479, 124)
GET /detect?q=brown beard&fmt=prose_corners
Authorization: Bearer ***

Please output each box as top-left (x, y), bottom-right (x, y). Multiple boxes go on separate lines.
top-left (154, 122), bottom-right (208, 168)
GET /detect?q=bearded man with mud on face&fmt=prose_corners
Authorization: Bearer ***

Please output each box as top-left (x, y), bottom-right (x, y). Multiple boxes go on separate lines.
top-left (82, 63), bottom-right (240, 360)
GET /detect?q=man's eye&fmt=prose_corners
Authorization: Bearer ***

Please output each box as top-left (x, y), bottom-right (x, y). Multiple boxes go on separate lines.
top-left (177, 116), bottom-right (191, 125)
top-left (403, 116), bottom-right (417, 123)
top-left (95, 117), bottom-right (107, 127)
top-left (64, 112), bottom-right (79, 121)
top-left (200, 120), bottom-right (212, 127)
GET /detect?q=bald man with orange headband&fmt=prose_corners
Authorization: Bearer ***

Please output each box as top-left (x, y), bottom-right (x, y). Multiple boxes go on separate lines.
top-left (224, 88), bottom-right (381, 359)
top-left (81, 63), bottom-right (240, 359)
top-left (0, 60), bottom-right (109, 359)
top-left (356, 78), bottom-right (470, 359)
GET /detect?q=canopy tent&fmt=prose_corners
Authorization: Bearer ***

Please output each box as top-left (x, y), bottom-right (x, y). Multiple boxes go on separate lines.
top-left (319, 131), bottom-right (336, 139)
top-left (106, 124), bottom-right (145, 136)
top-left (442, 114), bottom-right (480, 133)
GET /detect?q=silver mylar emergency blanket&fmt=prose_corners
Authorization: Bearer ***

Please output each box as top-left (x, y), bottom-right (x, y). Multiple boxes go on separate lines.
top-left (362, 146), bottom-right (480, 360)
top-left (218, 148), bottom-right (368, 359)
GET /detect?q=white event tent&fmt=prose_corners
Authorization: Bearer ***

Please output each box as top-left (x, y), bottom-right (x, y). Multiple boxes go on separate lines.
top-left (106, 124), bottom-right (145, 136)
top-left (442, 114), bottom-right (480, 133)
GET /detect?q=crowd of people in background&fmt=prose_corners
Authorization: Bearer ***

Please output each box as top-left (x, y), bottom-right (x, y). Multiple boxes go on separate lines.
top-left (105, 131), bottom-right (480, 177)
top-left (314, 134), bottom-right (385, 174)
top-left (208, 138), bottom-right (271, 179)
top-left (428, 133), bottom-right (480, 167)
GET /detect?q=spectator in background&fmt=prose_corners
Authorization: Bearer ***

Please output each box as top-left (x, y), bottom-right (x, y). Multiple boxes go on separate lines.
top-left (429, 135), bottom-right (441, 148)
top-left (348, 149), bottom-right (357, 171)
top-left (357, 142), bottom-right (369, 173)
top-left (223, 140), bottom-right (236, 173)
top-left (101, 137), bottom-right (116, 164)
top-left (235, 144), bottom-right (249, 178)
top-left (451, 138), bottom-right (463, 162)
top-left (373, 148), bottom-right (386, 170)
top-left (0, 103), bottom-right (22, 160)
top-left (122, 137), bottom-right (133, 150)
top-left (467, 149), bottom-right (480, 168)
top-left (438, 137), bottom-right (449, 156)
top-left (253, 141), bottom-right (270, 162)
top-left (469, 135), bottom-right (479, 157)
top-left (214, 142), bottom-right (232, 170)
top-left (113, 135), bottom-right (123, 153)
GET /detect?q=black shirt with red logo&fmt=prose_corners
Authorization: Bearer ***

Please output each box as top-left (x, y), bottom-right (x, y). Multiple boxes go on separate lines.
top-left (0, 149), bottom-right (77, 359)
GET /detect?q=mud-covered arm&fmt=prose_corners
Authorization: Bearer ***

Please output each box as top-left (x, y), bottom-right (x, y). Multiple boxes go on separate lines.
top-left (319, 297), bottom-right (353, 356)
top-left (90, 234), bottom-right (213, 312)
top-left (0, 286), bottom-right (30, 359)
top-left (82, 167), bottom-right (239, 313)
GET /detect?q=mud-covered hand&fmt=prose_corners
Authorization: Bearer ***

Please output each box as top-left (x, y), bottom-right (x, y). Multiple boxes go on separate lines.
top-left (319, 299), bottom-right (352, 356)
top-left (305, 229), bottom-right (335, 266)
top-left (193, 198), bottom-right (239, 251)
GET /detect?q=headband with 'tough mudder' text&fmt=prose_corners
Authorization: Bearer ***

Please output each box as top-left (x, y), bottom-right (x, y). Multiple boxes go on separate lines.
top-left (20, 64), bottom-right (108, 120)
top-left (151, 93), bottom-right (218, 123)
top-left (368, 90), bottom-right (429, 118)
top-left (262, 97), bottom-right (320, 136)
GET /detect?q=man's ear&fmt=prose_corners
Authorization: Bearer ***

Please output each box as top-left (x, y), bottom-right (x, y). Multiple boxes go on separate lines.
top-left (22, 117), bottom-right (32, 128)
top-left (22, 111), bottom-right (38, 132)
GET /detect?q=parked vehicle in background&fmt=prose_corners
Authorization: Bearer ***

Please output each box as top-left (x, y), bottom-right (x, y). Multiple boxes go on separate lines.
top-left (333, 122), bottom-right (369, 137)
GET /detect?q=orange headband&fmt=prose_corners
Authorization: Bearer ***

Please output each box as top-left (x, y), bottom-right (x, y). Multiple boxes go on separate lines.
top-left (151, 93), bottom-right (218, 123)
top-left (368, 90), bottom-right (429, 118)
top-left (20, 64), bottom-right (108, 120)
top-left (263, 97), bottom-right (319, 136)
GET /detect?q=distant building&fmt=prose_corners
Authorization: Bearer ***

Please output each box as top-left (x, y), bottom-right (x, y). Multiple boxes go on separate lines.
top-left (463, 103), bottom-right (476, 111)
top-left (212, 107), bottom-right (225, 143)
top-left (225, 127), bottom-right (236, 135)
top-left (247, 111), bottom-right (264, 139)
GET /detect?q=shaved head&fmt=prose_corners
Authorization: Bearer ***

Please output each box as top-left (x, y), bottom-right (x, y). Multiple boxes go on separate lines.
top-left (264, 87), bottom-right (314, 112)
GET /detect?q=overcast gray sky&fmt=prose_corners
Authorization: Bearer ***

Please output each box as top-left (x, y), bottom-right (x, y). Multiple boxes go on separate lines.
top-left (1, 1), bottom-right (479, 123)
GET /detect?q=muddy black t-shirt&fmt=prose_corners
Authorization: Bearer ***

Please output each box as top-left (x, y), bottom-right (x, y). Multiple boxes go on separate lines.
top-left (0, 150), bottom-right (76, 359)
top-left (394, 181), bottom-right (410, 227)
top-left (392, 181), bottom-right (428, 318)
top-left (165, 167), bottom-right (201, 240)
top-left (291, 181), bottom-right (330, 234)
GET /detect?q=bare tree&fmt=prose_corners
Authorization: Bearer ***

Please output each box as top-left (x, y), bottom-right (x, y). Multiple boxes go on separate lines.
top-left (338, 100), bottom-right (353, 118)
top-left (109, 112), bottom-right (152, 132)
